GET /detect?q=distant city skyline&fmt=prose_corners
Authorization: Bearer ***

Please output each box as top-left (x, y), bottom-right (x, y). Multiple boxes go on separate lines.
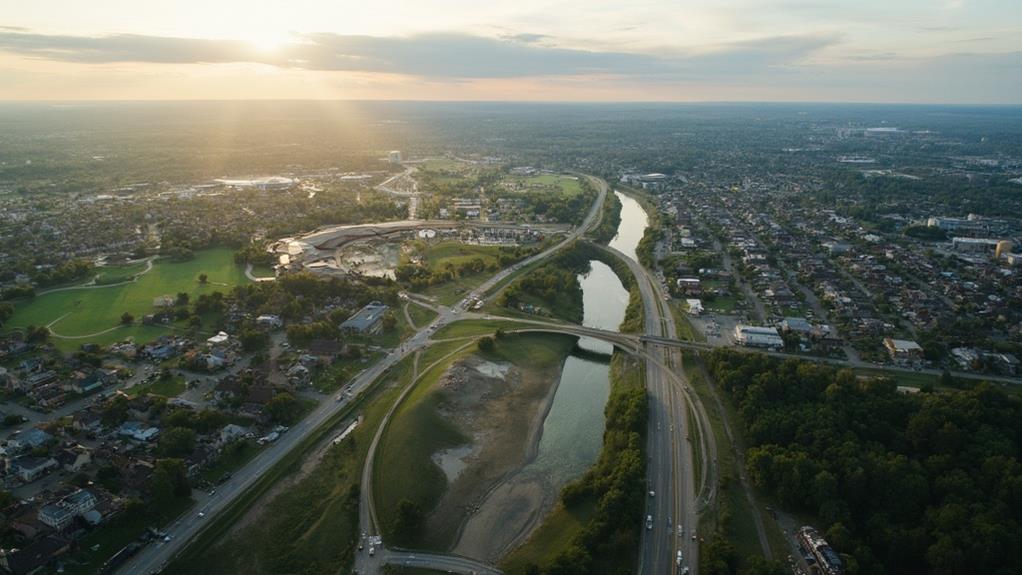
top-left (0, 0), bottom-right (1020, 103)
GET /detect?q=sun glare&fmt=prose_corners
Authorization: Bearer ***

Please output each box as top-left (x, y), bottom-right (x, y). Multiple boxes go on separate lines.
top-left (247, 33), bottom-right (290, 53)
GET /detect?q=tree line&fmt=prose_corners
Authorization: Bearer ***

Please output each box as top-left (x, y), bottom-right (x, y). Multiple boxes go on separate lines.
top-left (705, 350), bottom-right (1022, 575)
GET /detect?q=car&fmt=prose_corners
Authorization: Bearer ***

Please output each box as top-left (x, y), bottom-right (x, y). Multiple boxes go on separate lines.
top-left (368, 546), bottom-right (375, 557)
top-left (358, 541), bottom-right (364, 551)
top-left (691, 532), bottom-right (697, 541)
top-left (645, 515), bottom-right (653, 530)
top-left (676, 550), bottom-right (683, 566)
top-left (164, 535), bottom-right (172, 542)
top-left (677, 525), bottom-right (684, 536)
top-left (198, 512), bottom-right (205, 518)
top-left (649, 490), bottom-right (655, 498)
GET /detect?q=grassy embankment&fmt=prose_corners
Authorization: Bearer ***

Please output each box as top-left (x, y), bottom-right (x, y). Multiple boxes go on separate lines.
top-left (373, 333), bottom-right (577, 548)
top-left (406, 302), bottom-right (438, 328)
top-left (165, 341), bottom-right (470, 575)
top-left (6, 248), bottom-right (248, 350)
top-left (502, 351), bottom-right (647, 575)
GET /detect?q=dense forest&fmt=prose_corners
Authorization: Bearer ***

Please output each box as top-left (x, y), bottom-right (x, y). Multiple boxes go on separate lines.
top-left (705, 350), bottom-right (1022, 575)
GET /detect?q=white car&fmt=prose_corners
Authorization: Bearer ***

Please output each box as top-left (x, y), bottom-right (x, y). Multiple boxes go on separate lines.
top-left (645, 515), bottom-right (653, 530)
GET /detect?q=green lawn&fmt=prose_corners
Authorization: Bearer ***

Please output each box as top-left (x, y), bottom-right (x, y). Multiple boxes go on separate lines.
top-left (6, 249), bottom-right (249, 350)
top-left (406, 303), bottom-right (438, 329)
top-left (421, 241), bottom-right (503, 269)
top-left (94, 261), bottom-right (150, 285)
top-left (373, 347), bottom-right (474, 542)
top-left (503, 174), bottom-right (583, 197)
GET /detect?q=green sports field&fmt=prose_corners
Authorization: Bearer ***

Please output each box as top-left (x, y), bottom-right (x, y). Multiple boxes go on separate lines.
top-left (6, 248), bottom-right (249, 350)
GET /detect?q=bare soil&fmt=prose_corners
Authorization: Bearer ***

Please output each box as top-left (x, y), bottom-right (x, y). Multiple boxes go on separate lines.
top-left (423, 355), bottom-right (564, 555)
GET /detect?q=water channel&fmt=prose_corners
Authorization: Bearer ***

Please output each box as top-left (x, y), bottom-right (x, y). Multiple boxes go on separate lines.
top-left (524, 189), bottom-right (649, 488)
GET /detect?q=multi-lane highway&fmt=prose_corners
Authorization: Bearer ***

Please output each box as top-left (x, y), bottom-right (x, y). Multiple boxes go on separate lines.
top-left (600, 242), bottom-right (711, 575)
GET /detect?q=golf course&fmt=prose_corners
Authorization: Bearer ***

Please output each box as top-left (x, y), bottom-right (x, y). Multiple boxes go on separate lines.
top-left (5, 248), bottom-right (250, 350)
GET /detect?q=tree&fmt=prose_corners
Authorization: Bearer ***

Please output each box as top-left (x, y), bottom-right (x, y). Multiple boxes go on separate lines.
top-left (198, 273), bottom-right (208, 284)
top-left (151, 458), bottom-right (191, 502)
top-left (175, 292), bottom-right (190, 306)
top-left (24, 325), bottom-right (49, 344)
top-left (0, 302), bottom-right (13, 325)
top-left (390, 499), bottom-right (423, 545)
top-left (266, 392), bottom-right (301, 425)
top-left (121, 311), bottom-right (134, 325)
top-left (477, 336), bottom-right (495, 352)
top-left (101, 395), bottom-right (129, 427)
top-left (239, 328), bottom-right (270, 352)
top-left (158, 427), bottom-right (196, 457)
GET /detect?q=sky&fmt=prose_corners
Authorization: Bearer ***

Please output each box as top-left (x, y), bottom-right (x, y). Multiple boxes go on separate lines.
top-left (0, 0), bottom-right (1019, 103)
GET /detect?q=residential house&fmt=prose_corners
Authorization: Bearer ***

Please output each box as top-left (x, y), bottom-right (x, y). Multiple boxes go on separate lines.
top-left (11, 456), bottom-right (58, 483)
top-left (37, 504), bottom-right (74, 530)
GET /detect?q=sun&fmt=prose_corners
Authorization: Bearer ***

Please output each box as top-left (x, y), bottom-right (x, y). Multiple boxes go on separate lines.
top-left (239, 28), bottom-right (293, 53)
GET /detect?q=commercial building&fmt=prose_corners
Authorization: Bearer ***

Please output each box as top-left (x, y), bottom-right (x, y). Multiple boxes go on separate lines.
top-left (927, 215), bottom-right (988, 236)
top-left (340, 301), bottom-right (389, 335)
top-left (734, 325), bottom-right (784, 348)
top-left (883, 338), bottom-right (923, 361)
top-left (952, 237), bottom-right (1000, 255)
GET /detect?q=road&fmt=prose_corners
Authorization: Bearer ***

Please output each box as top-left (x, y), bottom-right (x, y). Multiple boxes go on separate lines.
top-left (599, 242), bottom-right (709, 575)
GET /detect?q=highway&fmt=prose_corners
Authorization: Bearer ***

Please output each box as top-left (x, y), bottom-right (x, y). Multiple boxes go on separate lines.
top-left (600, 242), bottom-right (711, 575)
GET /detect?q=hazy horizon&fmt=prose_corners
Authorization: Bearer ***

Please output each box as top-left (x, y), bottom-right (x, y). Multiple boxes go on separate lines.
top-left (2, 0), bottom-right (1020, 104)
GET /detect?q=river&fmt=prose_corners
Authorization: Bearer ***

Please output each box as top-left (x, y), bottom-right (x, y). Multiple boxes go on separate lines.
top-left (609, 190), bottom-right (649, 262)
top-left (524, 190), bottom-right (649, 489)
top-left (456, 192), bottom-right (649, 559)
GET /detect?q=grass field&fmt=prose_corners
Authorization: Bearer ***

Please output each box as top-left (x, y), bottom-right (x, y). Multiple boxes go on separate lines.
top-left (421, 241), bottom-right (502, 269)
top-left (6, 248), bottom-right (249, 350)
top-left (93, 261), bottom-right (150, 285)
top-left (373, 347), bottom-right (474, 542)
top-left (413, 241), bottom-right (505, 305)
top-left (503, 174), bottom-right (583, 197)
top-left (406, 303), bottom-right (438, 329)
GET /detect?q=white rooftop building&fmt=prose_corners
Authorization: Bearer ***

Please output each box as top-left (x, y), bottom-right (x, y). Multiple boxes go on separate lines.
top-left (734, 325), bottom-right (784, 348)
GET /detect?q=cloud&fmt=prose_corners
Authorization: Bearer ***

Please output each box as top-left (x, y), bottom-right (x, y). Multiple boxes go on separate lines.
top-left (0, 28), bottom-right (837, 80)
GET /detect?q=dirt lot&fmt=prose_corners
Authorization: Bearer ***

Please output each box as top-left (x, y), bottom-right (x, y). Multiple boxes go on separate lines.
top-left (422, 352), bottom-right (567, 555)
